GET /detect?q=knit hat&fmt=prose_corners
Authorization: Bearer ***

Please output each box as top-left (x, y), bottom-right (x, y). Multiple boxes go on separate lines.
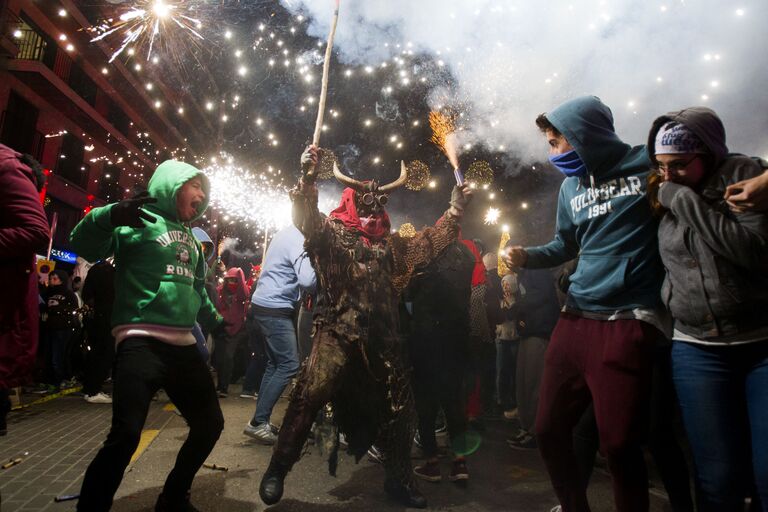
top-left (654, 121), bottom-right (707, 155)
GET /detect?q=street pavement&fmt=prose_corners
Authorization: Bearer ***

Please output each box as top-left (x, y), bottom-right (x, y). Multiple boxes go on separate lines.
top-left (1, 385), bottom-right (675, 511)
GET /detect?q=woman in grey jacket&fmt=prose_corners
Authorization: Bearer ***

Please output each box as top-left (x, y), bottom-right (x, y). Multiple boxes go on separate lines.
top-left (648, 107), bottom-right (768, 512)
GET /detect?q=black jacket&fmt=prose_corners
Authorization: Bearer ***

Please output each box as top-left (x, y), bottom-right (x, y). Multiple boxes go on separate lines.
top-left (516, 269), bottom-right (560, 339)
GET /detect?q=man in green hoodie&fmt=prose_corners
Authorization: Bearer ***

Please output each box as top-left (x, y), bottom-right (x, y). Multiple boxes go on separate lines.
top-left (504, 96), bottom-right (666, 512)
top-left (70, 160), bottom-right (225, 512)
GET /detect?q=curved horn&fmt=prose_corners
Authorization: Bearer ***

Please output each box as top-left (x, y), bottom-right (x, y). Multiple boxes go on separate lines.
top-left (379, 161), bottom-right (409, 193)
top-left (333, 161), bottom-right (365, 191)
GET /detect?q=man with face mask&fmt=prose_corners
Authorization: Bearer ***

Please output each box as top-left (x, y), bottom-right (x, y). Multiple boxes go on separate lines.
top-left (258, 146), bottom-right (472, 509)
top-left (504, 96), bottom-right (666, 512)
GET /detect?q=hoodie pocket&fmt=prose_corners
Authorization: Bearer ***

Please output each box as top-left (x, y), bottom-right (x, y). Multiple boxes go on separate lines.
top-left (569, 255), bottom-right (630, 301)
top-left (139, 280), bottom-right (199, 326)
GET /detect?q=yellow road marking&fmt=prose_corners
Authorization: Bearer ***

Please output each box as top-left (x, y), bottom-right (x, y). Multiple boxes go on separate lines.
top-left (130, 429), bottom-right (160, 464)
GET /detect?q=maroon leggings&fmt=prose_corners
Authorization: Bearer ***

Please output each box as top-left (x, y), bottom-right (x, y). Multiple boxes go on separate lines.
top-left (535, 313), bottom-right (661, 512)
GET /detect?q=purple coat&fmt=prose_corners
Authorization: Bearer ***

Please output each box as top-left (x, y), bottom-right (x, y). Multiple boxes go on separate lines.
top-left (0, 144), bottom-right (50, 388)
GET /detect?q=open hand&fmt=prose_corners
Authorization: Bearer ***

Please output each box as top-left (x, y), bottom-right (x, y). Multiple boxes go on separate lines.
top-left (110, 192), bottom-right (157, 228)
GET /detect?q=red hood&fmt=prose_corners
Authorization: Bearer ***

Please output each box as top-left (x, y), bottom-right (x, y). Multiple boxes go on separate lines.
top-left (329, 187), bottom-right (391, 242)
top-left (461, 239), bottom-right (487, 287)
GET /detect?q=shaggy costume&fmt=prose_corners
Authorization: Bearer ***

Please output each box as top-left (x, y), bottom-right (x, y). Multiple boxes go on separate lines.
top-left (260, 168), bottom-right (467, 508)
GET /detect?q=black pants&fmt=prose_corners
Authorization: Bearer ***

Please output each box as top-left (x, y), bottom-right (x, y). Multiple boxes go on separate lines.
top-left (213, 328), bottom-right (247, 394)
top-left (411, 332), bottom-right (469, 458)
top-left (77, 337), bottom-right (224, 511)
top-left (82, 316), bottom-right (115, 396)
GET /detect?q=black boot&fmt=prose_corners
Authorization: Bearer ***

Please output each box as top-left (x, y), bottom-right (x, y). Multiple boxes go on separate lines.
top-left (259, 459), bottom-right (290, 505)
top-left (155, 491), bottom-right (199, 512)
top-left (384, 478), bottom-right (428, 509)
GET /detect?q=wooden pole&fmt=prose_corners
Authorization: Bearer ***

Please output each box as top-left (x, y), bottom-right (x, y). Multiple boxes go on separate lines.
top-left (312, 0), bottom-right (340, 147)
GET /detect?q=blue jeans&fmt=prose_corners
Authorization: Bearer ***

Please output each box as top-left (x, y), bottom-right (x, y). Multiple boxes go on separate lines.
top-left (672, 340), bottom-right (768, 512)
top-left (49, 328), bottom-right (73, 384)
top-left (251, 314), bottom-right (299, 425)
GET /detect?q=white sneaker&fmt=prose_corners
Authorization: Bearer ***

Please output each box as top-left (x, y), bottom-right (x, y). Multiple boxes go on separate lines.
top-left (84, 392), bottom-right (112, 404)
top-left (550, 506), bottom-right (562, 512)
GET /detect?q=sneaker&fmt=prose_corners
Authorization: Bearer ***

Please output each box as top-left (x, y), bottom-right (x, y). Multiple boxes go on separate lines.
top-left (239, 391), bottom-right (258, 399)
top-left (84, 392), bottom-right (112, 404)
top-left (413, 460), bottom-right (441, 482)
top-left (448, 459), bottom-right (469, 482)
top-left (217, 391), bottom-right (228, 398)
top-left (414, 431), bottom-right (423, 449)
top-left (507, 432), bottom-right (537, 450)
top-left (243, 421), bottom-right (277, 445)
top-left (550, 506), bottom-right (562, 512)
top-left (503, 408), bottom-right (519, 420)
top-left (506, 428), bottom-right (529, 444)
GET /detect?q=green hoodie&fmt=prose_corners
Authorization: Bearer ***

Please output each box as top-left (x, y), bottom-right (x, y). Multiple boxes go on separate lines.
top-left (70, 160), bottom-right (221, 331)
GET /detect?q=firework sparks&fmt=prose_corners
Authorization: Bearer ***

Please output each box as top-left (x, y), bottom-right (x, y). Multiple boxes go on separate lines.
top-left (204, 159), bottom-right (292, 233)
top-left (467, 160), bottom-right (494, 186)
top-left (89, 0), bottom-right (203, 63)
top-left (405, 160), bottom-right (430, 191)
top-left (429, 110), bottom-right (460, 170)
top-left (484, 207), bottom-right (501, 225)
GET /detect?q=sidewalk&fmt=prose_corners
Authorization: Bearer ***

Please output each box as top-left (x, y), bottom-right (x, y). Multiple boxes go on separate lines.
top-left (0, 385), bottom-right (674, 511)
top-left (0, 388), bottom-right (172, 512)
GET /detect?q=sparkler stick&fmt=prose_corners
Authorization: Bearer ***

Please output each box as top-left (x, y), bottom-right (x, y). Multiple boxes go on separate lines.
top-left (312, 0), bottom-right (340, 148)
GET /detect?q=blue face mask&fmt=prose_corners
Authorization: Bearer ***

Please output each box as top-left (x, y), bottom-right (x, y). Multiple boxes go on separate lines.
top-left (549, 149), bottom-right (587, 177)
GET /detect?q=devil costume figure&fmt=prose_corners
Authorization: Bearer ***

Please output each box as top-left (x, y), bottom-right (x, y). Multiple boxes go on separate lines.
top-left (259, 146), bottom-right (472, 508)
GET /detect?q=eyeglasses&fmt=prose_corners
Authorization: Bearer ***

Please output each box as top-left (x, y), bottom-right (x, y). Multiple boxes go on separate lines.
top-left (652, 155), bottom-right (699, 176)
top-left (360, 192), bottom-right (389, 207)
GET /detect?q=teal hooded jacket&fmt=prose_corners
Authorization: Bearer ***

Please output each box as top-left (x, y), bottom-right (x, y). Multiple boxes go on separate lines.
top-left (525, 96), bottom-right (664, 311)
top-left (69, 160), bottom-right (221, 331)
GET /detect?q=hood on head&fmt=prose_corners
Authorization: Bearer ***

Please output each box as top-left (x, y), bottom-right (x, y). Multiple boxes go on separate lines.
top-left (222, 266), bottom-right (248, 299)
top-left (546, 96), bottom-right (631, 177)
top-left (330, 187), bottom-right (391, 241)
top-left (192, 227), bottom-right (215, 264)
top-left (146, 160), bottom-right (210, 222)
top-left (647, 107), bottom-right (728, 167)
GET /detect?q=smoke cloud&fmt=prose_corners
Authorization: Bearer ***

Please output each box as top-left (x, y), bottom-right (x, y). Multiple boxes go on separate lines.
top-left (283, 0), bottom-right (768, 160)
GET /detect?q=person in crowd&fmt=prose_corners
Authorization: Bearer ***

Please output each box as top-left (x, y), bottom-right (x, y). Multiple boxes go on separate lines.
top-left (81, 259), bottom-right (116, 404)
top-left (246, 263), bottom-right (261, 295)
top-left (409, 240), bottom-right (475, 484)
top-left (243, 223), bottom-right (315, 444)
top-left (496, 272), bottom-right (520, 419)
top-left (648, 108), bottom-right (768, 511)
top-left (258, 146), bottom-right (471, 509)
top-left (214, 266), bottom-right (249, 397)
top-left (505, 96), bottom-right (666, 512)
top-left (45, 269), bottom-right (80, 388)
top-left (462, 239), bottom-right (494, 428)
top-left (240, 265), bottom-right (266, 400)
top-left (192, 227), bottom-right (217, 363)
top-left (506, 261), bottom-right (560, 450)
top-left (0, 146), bottom-right (50, 435)
top-left (70, 160), bottom-right (225, 511)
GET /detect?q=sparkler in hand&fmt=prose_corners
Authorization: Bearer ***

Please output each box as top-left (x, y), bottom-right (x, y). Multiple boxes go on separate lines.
top-left (429, 111), bottom-right (464, 185)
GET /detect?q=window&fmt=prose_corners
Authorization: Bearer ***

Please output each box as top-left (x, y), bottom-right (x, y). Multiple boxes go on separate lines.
top-left (56, 132), bottom-right (87, 188)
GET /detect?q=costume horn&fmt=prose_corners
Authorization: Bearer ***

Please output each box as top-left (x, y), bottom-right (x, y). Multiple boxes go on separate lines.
top-left (379, 161), bottom-right (409, 193)
top-left (333, 161), bottom-right (366, 191)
